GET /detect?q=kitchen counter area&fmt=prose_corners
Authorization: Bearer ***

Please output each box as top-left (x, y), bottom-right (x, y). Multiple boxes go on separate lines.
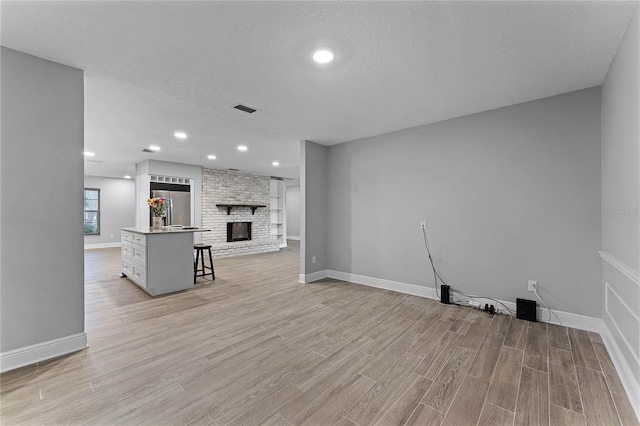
top-left (121, 227), bottom-right (210, 296)
top-left (121, 226), bottom-right (208, 234)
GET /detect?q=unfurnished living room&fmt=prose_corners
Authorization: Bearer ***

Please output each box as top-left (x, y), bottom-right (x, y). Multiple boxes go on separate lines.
top-left (1, 1), bottom-right (639, 425)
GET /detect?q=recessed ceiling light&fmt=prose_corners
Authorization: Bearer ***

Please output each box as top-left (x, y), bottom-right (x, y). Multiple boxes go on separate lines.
top-left (174, 131), bottom-right (187, 139)
top-left (313, 49), bottom-right (334, 64)
top-left (124, 175), bottom-right (131, 179)
top-left (149, 145), bottom-right (161, 152)
top-left (207, 155), bottom-right (217, 160)
top-left (272, 161), bottom-right (280, 166)
top-left (83, 151), bottom-right (95, 157)
top-left (237, 145), bottom-right (248, 152)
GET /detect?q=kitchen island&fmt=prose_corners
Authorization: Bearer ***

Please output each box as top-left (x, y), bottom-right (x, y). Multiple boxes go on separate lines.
top-left (121, 226), bottom-right (210, 296)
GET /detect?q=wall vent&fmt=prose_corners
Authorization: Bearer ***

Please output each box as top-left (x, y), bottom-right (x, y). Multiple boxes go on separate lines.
top-left (142, 148), bottom-right (154, 153)
top-left (233, 104), bottom-right (258, 114)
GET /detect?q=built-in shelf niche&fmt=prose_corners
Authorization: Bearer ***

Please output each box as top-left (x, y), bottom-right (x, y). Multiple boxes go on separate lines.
top-left (270, 180), bottom-right (286, 247)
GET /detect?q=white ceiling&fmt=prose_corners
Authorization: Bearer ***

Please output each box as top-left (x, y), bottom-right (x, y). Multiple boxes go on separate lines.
top-left (1, 1), bottom-right (637, 180)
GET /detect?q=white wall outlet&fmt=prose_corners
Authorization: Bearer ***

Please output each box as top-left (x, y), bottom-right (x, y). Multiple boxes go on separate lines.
top-left (312, 256), bottom-right (316, 264)
top-left (528, 280), bottom-right (537, 292)
top-left (420, 220), bottom-right (426, 229)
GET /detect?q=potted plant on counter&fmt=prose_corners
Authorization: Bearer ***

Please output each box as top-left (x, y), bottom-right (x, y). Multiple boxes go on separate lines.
top-left (148, 197), bottom-right (168, 228)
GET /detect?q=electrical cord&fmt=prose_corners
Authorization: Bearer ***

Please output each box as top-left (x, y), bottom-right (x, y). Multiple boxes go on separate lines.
top-left (421, 223), bottom-right (440, 299)
top-left (533, 288), bottom-right (561, 324)
top-left (421, 222), bottom-right (515, 316)
top-left (452, 289), bottom-right (515, 316)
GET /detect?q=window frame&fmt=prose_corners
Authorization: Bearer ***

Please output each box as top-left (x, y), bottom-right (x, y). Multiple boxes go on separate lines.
top-left (84, 188), bottom-right (101, 236)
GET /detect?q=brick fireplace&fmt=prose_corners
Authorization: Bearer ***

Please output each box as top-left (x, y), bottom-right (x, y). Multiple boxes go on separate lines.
top-left (201, 168), bottom-right (279, 257)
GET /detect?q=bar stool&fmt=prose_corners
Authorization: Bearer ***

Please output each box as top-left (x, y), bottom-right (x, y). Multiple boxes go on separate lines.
top-left (194, 244), bottom-right (215, 283)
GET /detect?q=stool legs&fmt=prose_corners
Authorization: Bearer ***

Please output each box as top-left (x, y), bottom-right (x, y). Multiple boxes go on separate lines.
top-left (207, 247), bottom-right (215, 280)
top-left (194, 247), bottom-right (215, 283)
top-left (194, 248), bottom-right (200, 283)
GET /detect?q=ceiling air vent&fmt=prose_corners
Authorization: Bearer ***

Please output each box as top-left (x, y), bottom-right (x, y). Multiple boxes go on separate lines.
top-left (233, 104), bottom-right (258, 114)
top-left (228, 168), bottom-right (239, 171)
top-left (142, 148), bottom-right (154, 153)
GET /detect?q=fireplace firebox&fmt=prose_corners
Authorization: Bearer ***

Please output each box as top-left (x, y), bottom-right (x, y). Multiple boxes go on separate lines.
top-left (227, 222), bottom-right (251, 242)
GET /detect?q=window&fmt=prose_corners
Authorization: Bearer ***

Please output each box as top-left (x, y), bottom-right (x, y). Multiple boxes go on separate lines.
top-left (84, 188), bottom-right (100, 235)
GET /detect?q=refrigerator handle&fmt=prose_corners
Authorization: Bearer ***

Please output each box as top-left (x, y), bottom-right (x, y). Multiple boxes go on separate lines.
top-left (167, 199), bottom-right (172, 225)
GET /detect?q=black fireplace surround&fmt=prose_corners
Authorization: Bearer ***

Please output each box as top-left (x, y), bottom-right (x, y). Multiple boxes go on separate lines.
top-left (227, 222), bottom-right (251, 242)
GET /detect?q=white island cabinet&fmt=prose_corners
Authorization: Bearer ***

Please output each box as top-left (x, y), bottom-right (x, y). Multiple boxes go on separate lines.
top-left (121, 227), bottom-right (210, 296)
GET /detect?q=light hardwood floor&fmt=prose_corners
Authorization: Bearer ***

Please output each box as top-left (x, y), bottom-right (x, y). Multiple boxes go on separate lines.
top-left (1, 241), bottom-right (638, 426)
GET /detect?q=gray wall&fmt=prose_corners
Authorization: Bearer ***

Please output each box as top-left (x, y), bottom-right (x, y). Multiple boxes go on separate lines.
top-left (601, 4), bottom-right (640, 403)
top-left (286, 185), bottom-right (301, 238)
top-left (325, 88), bottom-right (602, 317)
top-left (84, 176), bottom-right (136, 246)
top-left (0, 48), bottom-right (85, 352)
top-left (300, 140), bottom-right (328, 276)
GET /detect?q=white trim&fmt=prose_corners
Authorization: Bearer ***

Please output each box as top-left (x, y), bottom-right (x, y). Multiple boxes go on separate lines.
top-left (0, 332), bottom-right (88, 373)
top-left (327, 270), bottom-right (438, 300)
top-left (606, 282), bottom-right (640, 324)
top-left (604, 282), bottom-right (640, 363)
top-left (325, 269), bottom-right (602, 332)
top-left (600, 250), bottom-right (640, 286)
top-left (287, 236), bottom-right (300, 241)
top-left (299, 270), bottom-right (328, 284)
top-left (279, 242), bottom-right (288, 248)
top-left (601, 323), bottom-right (640, 421)
top-left (84, 242), bottom-right (122, 250)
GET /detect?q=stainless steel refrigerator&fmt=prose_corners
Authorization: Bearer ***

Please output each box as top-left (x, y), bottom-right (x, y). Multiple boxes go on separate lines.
top-left (150, 190), bottom-right (191, 226)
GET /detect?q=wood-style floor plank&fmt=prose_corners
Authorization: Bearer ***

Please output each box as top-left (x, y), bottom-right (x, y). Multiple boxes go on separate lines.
top-left (569, 328), bottom-right (601, 371)
top-left (441, 374), bottom-right (490, 425)
top-left (504, 317), bottom-right (528, 350)
top-left (479, 402), bottom-right (515, 426)
top-left (467, 332), bottom-right (505, 383)
top-left (550, 403), bottom-right (586, 426)
top-left (344, 353), bottom-right (422, 425)
top-left (405, 403), bottom-right (444, 426)
top-left (575, 365), bottom-right (621, 426)
top-left (612, 392), bottom-right (640, 426)
top-left (486, 346), bottom-right (524, 412)
top-left (371, 373), bottom-right (433, 426)
top-left (592, 341), bottom-right (626, 396)
top-left (549, 346), bottom-right (582, 414)
top-left (488, 314), bottom-right (511, 335)
top-left (524, 326), bottom-right (548, 372)
top-left (514, 366), bottom-right (549, 426)
top-left (421, 346), bottom-right (475, 413)
top-left (0, 243), bottom-right (635, 426)
top-left (548, 324), bottom-right (570, 350)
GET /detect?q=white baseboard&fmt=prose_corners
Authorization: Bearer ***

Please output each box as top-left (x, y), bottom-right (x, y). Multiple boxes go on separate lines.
top-left (0, 332), bottom-right (88, 373)
top-left (287, 236), bottom-right (300, 241)
top-left (84, 242), bottom-right (122, 250)
top-left (325, 269), bottom-right (602, 332)
top-left (279, 242), bottom-right (288, 248)
top-left (299, 270), bottom-right (329, 284)
top-left (327, 270), bottom-right (438, 300)
top-left (601, 323), bottom-right (640, 420)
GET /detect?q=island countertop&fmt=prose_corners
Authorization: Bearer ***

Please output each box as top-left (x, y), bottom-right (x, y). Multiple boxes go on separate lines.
top-left (121, 226), bottom-right (211, 235)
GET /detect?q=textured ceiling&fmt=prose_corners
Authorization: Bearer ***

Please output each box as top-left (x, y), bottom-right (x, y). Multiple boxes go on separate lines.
top-left (1, 1), bottom-right (637, 179)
